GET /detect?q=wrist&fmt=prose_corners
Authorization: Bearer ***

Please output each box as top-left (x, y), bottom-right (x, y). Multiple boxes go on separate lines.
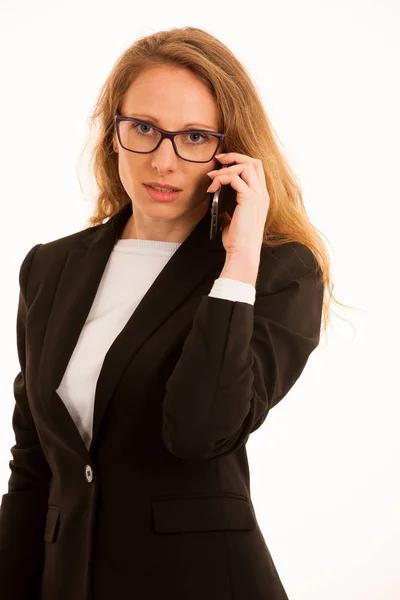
top-left (219, 254), bottom-right (260, 286)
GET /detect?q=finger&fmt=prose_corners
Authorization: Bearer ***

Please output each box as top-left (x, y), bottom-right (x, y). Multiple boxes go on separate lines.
top-left (216, 152), bottom-right (259, 164)
top-left (216, 153), bottom-right (265, 182)
top-left (208, 163), bottom-right (258, 189)
top-left (207, 173), bottom-right (248, 196)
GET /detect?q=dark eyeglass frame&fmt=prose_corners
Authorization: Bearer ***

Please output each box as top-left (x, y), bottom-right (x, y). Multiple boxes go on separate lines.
top-left (114, 112), bottom-right (225, 163)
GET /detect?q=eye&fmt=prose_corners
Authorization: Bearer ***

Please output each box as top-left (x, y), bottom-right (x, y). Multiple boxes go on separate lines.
top-left (132, 122), bottom-right (153, 134)
top-left (186, 133), bottom-right (208, 144)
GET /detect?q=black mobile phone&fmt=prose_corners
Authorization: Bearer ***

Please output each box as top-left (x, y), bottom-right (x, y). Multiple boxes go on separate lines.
top-left (209, 164), bottom-right (237, 240)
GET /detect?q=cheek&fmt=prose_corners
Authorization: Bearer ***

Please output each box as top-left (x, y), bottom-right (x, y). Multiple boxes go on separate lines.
top-left (118, 158), bottom-right (141, 187)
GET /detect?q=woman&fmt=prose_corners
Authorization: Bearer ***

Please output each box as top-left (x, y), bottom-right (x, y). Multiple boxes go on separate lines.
top-left (0, 26), bottom-right (331, 600)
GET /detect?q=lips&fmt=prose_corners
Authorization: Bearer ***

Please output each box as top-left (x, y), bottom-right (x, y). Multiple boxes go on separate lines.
top-left (144, 182), bottom-right (182, 191)
top-left (143, 184), bottom-right (182, 202)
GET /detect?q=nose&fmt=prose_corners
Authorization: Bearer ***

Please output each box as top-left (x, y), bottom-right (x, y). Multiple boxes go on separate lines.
top-left (151, 137), bottom-right (179, 171)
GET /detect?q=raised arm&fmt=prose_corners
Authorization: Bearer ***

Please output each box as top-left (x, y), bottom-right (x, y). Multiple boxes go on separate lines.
top-left (162, 242), bottom-right (324, 462)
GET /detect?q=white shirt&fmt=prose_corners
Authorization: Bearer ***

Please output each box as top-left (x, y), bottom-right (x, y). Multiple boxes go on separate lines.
top-left (56, 237), bottom-right (256, 450)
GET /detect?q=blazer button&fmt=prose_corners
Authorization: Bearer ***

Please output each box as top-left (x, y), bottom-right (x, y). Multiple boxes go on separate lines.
top-left (85, 465), bottom-right (94, 483)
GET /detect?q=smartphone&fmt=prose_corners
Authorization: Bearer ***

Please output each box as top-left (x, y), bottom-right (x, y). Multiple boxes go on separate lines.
top-left (209, 163), bottom-right (237, 240)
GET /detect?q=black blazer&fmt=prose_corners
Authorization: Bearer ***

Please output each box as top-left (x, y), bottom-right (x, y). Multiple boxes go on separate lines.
top-left (0, 201), bottom-right (324, 600)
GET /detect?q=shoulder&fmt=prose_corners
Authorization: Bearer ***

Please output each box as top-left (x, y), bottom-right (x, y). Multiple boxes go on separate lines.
top-left (40, 222), bottom-right (101, 254)
top-left (263, 240), bottom-right (320, 273)
top-left (259, 241), bottom-right (322, 293)
top-left (18, 222), bottom-right (102, 289)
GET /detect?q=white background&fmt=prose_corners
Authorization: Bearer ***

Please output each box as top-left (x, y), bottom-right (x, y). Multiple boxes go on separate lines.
top-left (0, 1), bottom-right (399, 598)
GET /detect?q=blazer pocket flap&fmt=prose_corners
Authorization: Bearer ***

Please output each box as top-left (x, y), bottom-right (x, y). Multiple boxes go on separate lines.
top-left (151, 495), bottom-right (256, 534)
top-left (44, 505), bottom-right (60, 543)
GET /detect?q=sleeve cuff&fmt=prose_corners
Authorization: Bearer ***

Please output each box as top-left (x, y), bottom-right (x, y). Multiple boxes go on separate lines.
top-left (208, 277), bottom-right (256, 305)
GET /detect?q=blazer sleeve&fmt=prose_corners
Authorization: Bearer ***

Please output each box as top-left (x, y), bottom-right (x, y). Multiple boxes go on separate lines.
top-left (162, 242), bottom-right (325, 462)
top-left (0, 243), bottom-right (52, 599)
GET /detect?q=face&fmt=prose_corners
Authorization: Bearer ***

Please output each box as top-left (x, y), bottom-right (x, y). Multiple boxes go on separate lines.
top-left (113, 65), bottom-right (222, 240)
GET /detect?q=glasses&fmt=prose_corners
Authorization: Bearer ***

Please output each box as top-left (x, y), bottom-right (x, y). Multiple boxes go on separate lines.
top-left (114, 113), bottom-right (225, 163)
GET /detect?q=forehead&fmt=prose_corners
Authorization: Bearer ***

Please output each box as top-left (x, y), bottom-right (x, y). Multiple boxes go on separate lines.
top-left (121, 66), bottom-right (219, 127)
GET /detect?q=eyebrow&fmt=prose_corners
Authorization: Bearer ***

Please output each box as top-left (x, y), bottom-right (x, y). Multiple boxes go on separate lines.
top-left (126, 113), bottom-right (218, 131)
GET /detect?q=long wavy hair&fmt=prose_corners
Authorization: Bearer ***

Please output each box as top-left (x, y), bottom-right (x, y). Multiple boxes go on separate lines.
top-left (78, 26), bottom-right (358, 339)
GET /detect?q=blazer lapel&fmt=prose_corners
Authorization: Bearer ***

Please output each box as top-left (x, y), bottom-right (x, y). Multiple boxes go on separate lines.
top-left (38, 201), bottom-right (226, 457)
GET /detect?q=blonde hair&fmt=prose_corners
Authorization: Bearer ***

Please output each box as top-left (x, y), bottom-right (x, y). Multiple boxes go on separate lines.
top-left (78, 26), bottom-right (358, 338)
